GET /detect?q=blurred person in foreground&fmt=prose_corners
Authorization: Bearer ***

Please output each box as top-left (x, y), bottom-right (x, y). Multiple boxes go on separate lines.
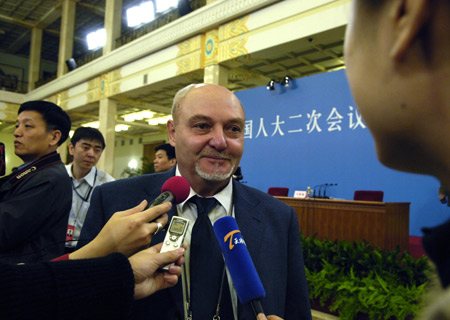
top-left (0, 199), bottom-right (185, 320)
top-left (344, 0), bottom-right (449, 318)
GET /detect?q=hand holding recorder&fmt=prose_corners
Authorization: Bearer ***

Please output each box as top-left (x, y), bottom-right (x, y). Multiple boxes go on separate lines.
top-left (72, 176), bottom-right (190, 259)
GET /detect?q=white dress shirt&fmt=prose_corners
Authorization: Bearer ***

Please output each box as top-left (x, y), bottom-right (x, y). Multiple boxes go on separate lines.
top-left (175, 166), bottom-right (238, 320)
top-left (65, 164), bottom-right (115, 248)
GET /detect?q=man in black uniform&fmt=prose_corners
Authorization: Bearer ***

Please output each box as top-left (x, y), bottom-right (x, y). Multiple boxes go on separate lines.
top-left (0, 101), bottom-right (72, 263)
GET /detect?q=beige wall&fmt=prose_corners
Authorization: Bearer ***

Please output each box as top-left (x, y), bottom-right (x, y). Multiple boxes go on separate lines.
top-left (112, 132), bottom-right (168, 179)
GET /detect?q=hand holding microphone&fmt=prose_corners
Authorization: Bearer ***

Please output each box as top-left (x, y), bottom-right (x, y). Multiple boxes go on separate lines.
top-left (147, 176), bottom-right (191, 209)
top-left (148, 176), bottom-right (191, 234)
top-left (71, 177), bottom-right (191, 259)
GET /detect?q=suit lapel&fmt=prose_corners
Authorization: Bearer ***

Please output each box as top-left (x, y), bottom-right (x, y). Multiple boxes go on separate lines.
top-left (232, 181), bottom-right (266, 319)
top-left (233, 180), bottom-right (265, 256)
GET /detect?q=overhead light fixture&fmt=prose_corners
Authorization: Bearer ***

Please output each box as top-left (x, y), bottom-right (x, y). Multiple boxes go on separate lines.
top-left (81, 121), bottom-right (129, 132)
top-left (155, 0), bottom-right (178, 13)
top-left (82, 121), bottom-right (100, 129)
top-left (282, 75), bottom-right (292, 87)
top-left (128, 159), bottom-right (138, 170)
top-left (123, 110), bottom-right (155, 122)
top-left (148, 115), bottom-right (172, 126)
top-left (86, 28), bottom-right (106, 50)
top-left (266, 79), bottom-right (276, 91)
top-left (115, 124), bottom-right (130, 132)
top-left (126, 1), bottom-right (155, 27)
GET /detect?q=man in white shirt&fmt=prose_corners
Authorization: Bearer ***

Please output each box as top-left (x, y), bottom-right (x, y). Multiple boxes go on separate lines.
top-left (65, 127), bottom-right (115, 252)
top-left (80, 84), bottom-right (310, 320)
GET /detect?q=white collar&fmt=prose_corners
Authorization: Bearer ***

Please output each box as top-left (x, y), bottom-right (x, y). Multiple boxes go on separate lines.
top-left (68, 164), bottom-right (97, 187)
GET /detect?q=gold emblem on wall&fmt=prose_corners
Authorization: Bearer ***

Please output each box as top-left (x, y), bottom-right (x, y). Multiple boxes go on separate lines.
top-left (177, 36), bottom-right (202, 57)
top-left (176, 55), bottom-right (201, 75)
top-left (219, 36), bottom-right (249, 62)
top-left (219, 16), bottom-right (249, 40)
top-left (204, 30), bottom-right (219, 66)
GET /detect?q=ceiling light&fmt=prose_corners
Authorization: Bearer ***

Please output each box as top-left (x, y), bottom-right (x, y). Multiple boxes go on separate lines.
top-left (124, 114), bottom-right (136, 122)
top-left (148, 115), bottom-right (172, 126)
top-left (82, 121), bottom-right (129, 132)
top-left (115, 124), bottom-right (129, 132)
top-left (282, 75), bottom-right (292, 87)
top-left (155, 0), bottom-right (177, 13)
top-left (127, 2), bottom-right (155, 27)
top-left (82, 121), bottom-right (100, 128)
top-left (123, 110), bottom-right (155, 122)
top-left (86, 28), bottom-right (106, 50)
top-left (266, 79), bottom-right (275, 91)
top-left (128, 159), bottom-right (138, 169)
top-left (140, 1), bottom-right (155, 23)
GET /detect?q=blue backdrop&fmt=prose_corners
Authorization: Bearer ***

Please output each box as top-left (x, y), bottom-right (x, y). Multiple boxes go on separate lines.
top-left (235, 69), bottom-right (448, 236)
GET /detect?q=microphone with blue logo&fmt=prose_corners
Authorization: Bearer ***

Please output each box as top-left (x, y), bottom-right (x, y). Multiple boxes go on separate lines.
top-left (213, 216), bottom-right (266, 318)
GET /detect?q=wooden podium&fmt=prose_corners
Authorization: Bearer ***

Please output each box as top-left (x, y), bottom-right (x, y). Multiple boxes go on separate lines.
top-left (276, 197), bottom-right (410, 251)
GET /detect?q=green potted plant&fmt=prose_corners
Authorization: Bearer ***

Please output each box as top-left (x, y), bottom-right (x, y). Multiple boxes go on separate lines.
top-left (301, 234), bottom-right (431, 320)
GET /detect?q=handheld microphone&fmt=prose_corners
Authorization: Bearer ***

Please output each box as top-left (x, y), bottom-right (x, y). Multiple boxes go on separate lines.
top-left (213, 216), bottom-right (266, 318)
top-left (148, 176), bottom-right (190, 208)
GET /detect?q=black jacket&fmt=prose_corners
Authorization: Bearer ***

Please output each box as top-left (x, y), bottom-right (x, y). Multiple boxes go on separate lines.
top-left (0, 253), bottom-right (134, 320)
top-left (0, 152), bottom-right (72, 263)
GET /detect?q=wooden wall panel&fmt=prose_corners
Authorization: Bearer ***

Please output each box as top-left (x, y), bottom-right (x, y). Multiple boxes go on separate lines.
top-left (278, 197), bottom-right (410, 251)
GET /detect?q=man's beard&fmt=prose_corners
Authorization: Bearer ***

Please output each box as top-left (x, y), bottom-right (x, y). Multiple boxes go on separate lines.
top-left (195, 161), bottom-right (236, 182)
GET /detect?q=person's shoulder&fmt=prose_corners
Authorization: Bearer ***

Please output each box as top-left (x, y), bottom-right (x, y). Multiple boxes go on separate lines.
top-left (97, 171), bottom-right (171, 191)
top-left (95, 168), bottom-right (115, 183)
top-left (39, 161), bottom-right (70, 179)
top-left (25, 161), bottom-right (71, 190)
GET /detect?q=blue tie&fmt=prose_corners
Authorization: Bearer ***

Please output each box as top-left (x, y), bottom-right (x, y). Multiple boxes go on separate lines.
top-left (189, 196), bottom-right (233, 319)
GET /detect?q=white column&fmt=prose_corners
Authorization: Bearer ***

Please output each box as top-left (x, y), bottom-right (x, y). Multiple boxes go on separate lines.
top-left (57, 0), bottom-right (76, 77)
top-left (97, 98), bottom-right (116, 175)
top-left (28, 27), bottom-right (43, 91)
top-left (103, 0), bottom-right (122, 55)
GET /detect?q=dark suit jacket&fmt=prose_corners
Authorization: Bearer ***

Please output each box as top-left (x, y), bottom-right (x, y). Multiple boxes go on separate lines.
top-left (0, 152), bottom-right (72, 263)
top-left (80, 167), bottom-right (311, 320)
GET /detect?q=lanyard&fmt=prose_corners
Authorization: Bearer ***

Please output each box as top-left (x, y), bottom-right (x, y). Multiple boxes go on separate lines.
top-left (184, 264), bottom-right (227, 320)
top-left (71, 168), bottom-right (97, 226)
top-left (72, 167), bottom-right (97, 202)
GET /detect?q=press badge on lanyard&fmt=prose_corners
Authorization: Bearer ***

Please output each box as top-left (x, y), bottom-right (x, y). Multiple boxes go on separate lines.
top-left (66, 224), bottom-right (75, 242)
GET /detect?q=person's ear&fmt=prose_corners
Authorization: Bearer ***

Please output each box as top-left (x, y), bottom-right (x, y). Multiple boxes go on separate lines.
top-left (68, 143), bottom-right (75, 156)
top-left (390, 0), bottom-right (431, 60)
top-left (169, 158), bottom-right (177, 167)
top-left (167, 120), bottom-right (176, 146)
top-left (49, 130), bottom-right (62, 147)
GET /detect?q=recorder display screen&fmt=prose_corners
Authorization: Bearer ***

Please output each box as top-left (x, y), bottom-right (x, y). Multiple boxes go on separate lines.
top-left (170, 220), bottom-right (187, 235)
